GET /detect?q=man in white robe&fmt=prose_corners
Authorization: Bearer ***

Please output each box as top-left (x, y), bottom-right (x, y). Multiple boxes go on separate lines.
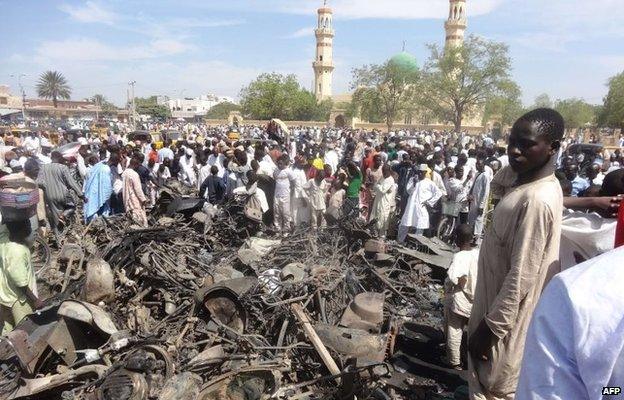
top-left (398, 164), bottom-right (442, 243)
top-left (369, 165), bottom-right (396, 238)
top-left (468, 158), bottom-right (492, 240)
top-left (517, 247), bottom-right (624, 399)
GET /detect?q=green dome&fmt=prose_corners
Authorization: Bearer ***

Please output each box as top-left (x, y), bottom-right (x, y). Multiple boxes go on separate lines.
top-left (388, 51), bottom-right (418, 73)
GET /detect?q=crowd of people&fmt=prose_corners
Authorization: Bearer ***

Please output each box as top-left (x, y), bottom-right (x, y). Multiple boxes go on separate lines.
top-left (0, 109), bottom-right (624, 398)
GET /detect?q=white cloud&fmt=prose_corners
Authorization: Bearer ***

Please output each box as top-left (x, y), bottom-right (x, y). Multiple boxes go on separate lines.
top-left (71, 61), bottom-right (258, 105)
top-left (286, 26), bottom-right (315, 39)
top-left (35, 38), bottom-right (193, 61)
top-left (508, 0), bottom-right (623, 51)
top-left (164, 18), bottom-right (245, 29)
top-left (59, 1), bottom-right (118, 25)
top-left (189, 0), bottom-right (503, 19)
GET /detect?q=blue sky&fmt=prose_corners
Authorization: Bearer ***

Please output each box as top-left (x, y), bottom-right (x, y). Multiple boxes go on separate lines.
top-left (1, 0), bottom-right (622, 107)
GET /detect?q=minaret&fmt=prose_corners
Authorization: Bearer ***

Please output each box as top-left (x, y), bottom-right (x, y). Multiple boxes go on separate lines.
top-left (313, 1), bottom-right (334, 101)
top-left (444, 0), bottom-right (467, 49)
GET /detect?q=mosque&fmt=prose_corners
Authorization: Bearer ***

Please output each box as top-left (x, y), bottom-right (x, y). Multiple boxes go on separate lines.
top-left (312, 0), bottom-right (486, 131)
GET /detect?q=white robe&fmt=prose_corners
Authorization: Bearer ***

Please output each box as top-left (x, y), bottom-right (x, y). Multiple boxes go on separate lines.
top-left (517, 247), bottom-right (624, 399)
top-left (468, 170), bottom-right (492, 234)
top-left (179, 155), bottom-right (196, 187)
top-left (400, 178), bottom-right (442, 230)
top-left (370, 176), bottom-right (396, 234)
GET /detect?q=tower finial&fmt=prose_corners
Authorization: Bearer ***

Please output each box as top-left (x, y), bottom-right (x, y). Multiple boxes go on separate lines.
top-left (402, 40), bottom-right (406, 52)
top-left (324, 0), bottom-right (327, 6)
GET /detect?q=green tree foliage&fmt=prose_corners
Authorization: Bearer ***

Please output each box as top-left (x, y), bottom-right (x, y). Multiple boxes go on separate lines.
top-left (350, 61), bottom-right (419, 131)
top-left (135, 96), bottom-right (171, 120)
top-left (554, 98), bottom-right (597, 129)
top-left (89, 94), bottom-right (118, 114)
top-left (421, 35), bottom-right (513, 132)
top-left (532, 93), bottom-right (553, 109)
top-left (599, 71), bottom-right (624, 129)
top-left (482, 81), bottom-right (524, 127)
top-left (239, 73), bottom-right (329, 121)
top-left (36, 71), bottom-right (71, 108)
top-left (350, 88), bottom-right (384, 123)
top-left (334, 101), bottom-right (358, 120)
top-left (205, 102), bottom-right (242, 119)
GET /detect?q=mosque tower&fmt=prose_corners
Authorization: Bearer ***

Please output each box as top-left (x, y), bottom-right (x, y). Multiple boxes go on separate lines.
top-left (313, 1), bottom-right (334, 101)
top-left (444, 0), bottom-right (467, 49)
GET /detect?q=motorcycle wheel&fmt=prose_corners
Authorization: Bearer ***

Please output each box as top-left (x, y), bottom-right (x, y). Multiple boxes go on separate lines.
top-left (33, 235), bottom-right (51, 276)
top-left (437, 216), bottom-right (456, 245)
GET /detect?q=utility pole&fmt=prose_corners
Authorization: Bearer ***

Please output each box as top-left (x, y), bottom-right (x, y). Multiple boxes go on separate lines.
top-left (94, 96), bottom-right (99, 121)
top-left (10, 73), bottom-right (26, 121)
top-left (128, 80), bottom-right (136, 129)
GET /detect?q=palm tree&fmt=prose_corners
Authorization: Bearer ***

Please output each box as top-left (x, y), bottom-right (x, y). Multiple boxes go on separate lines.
top-left (91, 94), bottom-right (106, 107)
top-left (36, 71), bottom-right (71, 107)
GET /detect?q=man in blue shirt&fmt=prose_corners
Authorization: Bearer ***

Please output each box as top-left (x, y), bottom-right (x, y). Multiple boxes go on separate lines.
top-left (565, 162), bottom-right (590, 196)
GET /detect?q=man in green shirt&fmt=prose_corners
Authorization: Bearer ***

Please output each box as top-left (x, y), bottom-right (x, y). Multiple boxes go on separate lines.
top-left (0, 220), bottom-right (42, 334)
top-left (343, 162), bottom-right (363, 218)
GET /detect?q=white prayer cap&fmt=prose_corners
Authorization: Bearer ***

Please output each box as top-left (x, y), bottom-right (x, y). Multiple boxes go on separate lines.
top-left (418, 164), bottom-right (428, 172)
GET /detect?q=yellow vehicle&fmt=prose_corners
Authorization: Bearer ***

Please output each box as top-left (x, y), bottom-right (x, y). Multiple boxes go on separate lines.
top-left (90, 121), bottom-right (110, 139)
top-left (227, 130), bottom-right (240, 141)
top-left (8, 129), bottom-right (29, 146)
top-left (160, 130), bottom-right (182, 147)
top-left (10, 128), bottom-right (29, 136)
top-left (150, 132), bottom-right (163, 149)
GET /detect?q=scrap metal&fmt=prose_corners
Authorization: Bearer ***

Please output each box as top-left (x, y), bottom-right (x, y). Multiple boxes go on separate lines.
top-left (0, 194), bottom-right (467, 399)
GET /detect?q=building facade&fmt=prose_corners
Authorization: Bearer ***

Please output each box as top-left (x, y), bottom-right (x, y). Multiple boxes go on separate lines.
top-left (166, 94), bottom-right (234, 119)
top-left (23, 98), bottom-right (102, 120)
top-left (0, 86), bottom-right (23, 119)
top-left (313, 3), bottom-right (335, 101)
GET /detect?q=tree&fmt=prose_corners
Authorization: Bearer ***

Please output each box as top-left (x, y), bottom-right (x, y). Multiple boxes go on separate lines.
top-left (36, 71), bottom-right (71, 107)
top-left (554, 98), bottom-right (597, 129)
top-left (532, 93), bottom-right (553, 109)
top-left (135, 96), bottom-right (171, 120)
top-left (482, 80), bottom-right (524, 127)
top-left (350, 87), bottom-right (384, 123)
top-left (205, 102), bottom-right (241, 119)
top-left (350, 61), bottom-right (419, 132)
top-left (89, 94), bottom-right (118, 114)
top-left (599, 71), bottom-right (624, 129)
top-left (420, 35), bottom-right (513, 132)
top-left (239, 73), bottom-right (328, 121)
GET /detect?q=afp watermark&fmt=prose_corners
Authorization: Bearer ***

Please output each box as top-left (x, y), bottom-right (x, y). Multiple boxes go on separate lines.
top-left (603, 387), bottom-right (622, 396)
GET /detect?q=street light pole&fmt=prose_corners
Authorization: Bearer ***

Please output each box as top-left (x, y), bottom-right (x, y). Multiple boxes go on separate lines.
top-left (128, 81), bottom-right (136, 129)
top-left (10, 73), bottom-right (26, 121)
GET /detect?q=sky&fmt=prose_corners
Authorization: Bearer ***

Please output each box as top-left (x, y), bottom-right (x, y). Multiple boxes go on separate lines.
top-left (0, 0), bottom-right (622, 107)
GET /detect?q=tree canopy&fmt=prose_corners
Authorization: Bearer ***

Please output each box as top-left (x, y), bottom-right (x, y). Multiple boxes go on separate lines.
top-left (350, 61), bottom-right (419, 131)
top-left (553, 98), bottom-right (597, 129)
top-left (532, 93), bottom-right (553, 109)
top-left (239, 73), bottom-right (331, 121)
top-left (205, 102), bottom-right (241, 119)
top-left (135, 96), bottom-right (171, 120)
top-left (89, 94), bottom-right (118, 114)
top-left (482, 80), bottom-right (523, 127)
top-left (599, 71), bottom-right (624, 129)
top-left (36, 71), bottom-right (71, 108)
top-left (420, 35), bottom-right (513, 132)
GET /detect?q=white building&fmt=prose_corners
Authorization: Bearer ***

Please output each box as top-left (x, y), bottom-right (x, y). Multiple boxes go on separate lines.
top-left (167, 94), bottom-right (235, 119)
top-left (0, 85), bottom-right (24, 120)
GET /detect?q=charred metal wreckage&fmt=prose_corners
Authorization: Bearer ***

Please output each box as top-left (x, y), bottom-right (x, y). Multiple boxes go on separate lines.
top-left (0, 191), bottom-right (468, 400)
